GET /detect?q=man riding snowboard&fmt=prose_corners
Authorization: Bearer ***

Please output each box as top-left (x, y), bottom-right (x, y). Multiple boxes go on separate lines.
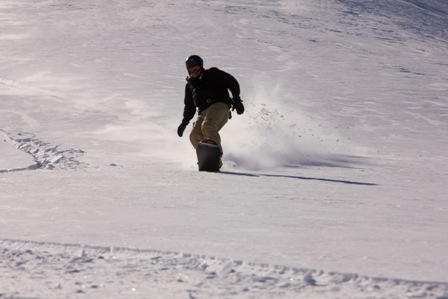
top-left (177, 55), bottom-right (244, 168)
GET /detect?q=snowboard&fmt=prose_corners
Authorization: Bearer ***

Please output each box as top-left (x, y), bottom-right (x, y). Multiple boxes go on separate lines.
top-left (196, 139), bottom-right (221, 172)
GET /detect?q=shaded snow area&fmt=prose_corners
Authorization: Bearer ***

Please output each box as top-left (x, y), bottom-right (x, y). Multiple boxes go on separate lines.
top-left (1, 0), bottom-right (448, 298)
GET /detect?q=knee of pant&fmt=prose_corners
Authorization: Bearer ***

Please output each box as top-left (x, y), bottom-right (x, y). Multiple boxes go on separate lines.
top-left (201, 121), bottom-right (215, 133)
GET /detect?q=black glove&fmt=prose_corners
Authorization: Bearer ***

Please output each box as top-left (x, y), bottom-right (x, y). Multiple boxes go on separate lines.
top-left (177, 122), bottom-right (188, 137)
top-left (232, 98), bottom-right (245, 115)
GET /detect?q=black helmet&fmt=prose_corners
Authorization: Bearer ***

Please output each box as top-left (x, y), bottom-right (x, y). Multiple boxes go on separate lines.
top-left (185, 55), bottom-right (203, 69)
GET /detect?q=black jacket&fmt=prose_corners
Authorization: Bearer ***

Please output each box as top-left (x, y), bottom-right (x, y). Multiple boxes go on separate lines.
top-left (181, 67), bottom-right (240, 124)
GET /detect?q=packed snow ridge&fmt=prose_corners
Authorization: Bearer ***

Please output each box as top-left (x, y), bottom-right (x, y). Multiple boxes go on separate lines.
top-left (1, 239), bottom-right (448, 299)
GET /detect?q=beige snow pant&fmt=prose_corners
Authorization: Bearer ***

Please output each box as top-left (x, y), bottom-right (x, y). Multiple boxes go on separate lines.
top-left (189, 102), bottom-right (229, 154)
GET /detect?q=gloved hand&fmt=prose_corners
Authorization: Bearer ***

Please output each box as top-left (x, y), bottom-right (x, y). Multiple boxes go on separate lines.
top-left (232, 98), bottom-right (245, 115)
top-left (177, 122), bottom-right (188, 137)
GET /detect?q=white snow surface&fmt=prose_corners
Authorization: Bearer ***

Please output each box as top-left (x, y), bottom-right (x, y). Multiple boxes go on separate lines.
top-left (1, 0), bottom-right (448, 298)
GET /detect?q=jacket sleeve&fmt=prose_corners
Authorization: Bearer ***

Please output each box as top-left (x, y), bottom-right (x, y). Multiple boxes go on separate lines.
top-left (212, 68), bottom-right (241, 100)
top-left (182, 83), bottom-right (196, 124)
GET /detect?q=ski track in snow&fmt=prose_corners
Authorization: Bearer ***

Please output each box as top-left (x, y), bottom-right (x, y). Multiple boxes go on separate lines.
top-left (1, 239), bottom-right (448, 299)
top-left (0, 130), bottom-right (86, 173)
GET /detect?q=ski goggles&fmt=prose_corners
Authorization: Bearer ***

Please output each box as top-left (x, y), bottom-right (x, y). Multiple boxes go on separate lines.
top-left (188, 66), bottom-right (202, 75)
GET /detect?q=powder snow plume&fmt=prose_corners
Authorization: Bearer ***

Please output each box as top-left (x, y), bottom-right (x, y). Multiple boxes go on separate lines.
top-left (223, 79), bottom-right (358, 170)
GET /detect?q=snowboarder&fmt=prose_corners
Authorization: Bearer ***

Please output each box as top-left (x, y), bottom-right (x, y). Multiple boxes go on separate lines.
top-left (177, 55), bottom-right (244, 168)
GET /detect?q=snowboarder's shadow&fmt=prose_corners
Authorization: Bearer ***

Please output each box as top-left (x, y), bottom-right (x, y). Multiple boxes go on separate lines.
top-left (219, 171), bottom-right (378, 186)
top-left (220, 155), bottom-right (378, 186)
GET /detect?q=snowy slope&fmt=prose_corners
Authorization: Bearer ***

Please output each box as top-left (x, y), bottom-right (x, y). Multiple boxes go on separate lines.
top-left (1, 0), bottom-right (448, 298)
